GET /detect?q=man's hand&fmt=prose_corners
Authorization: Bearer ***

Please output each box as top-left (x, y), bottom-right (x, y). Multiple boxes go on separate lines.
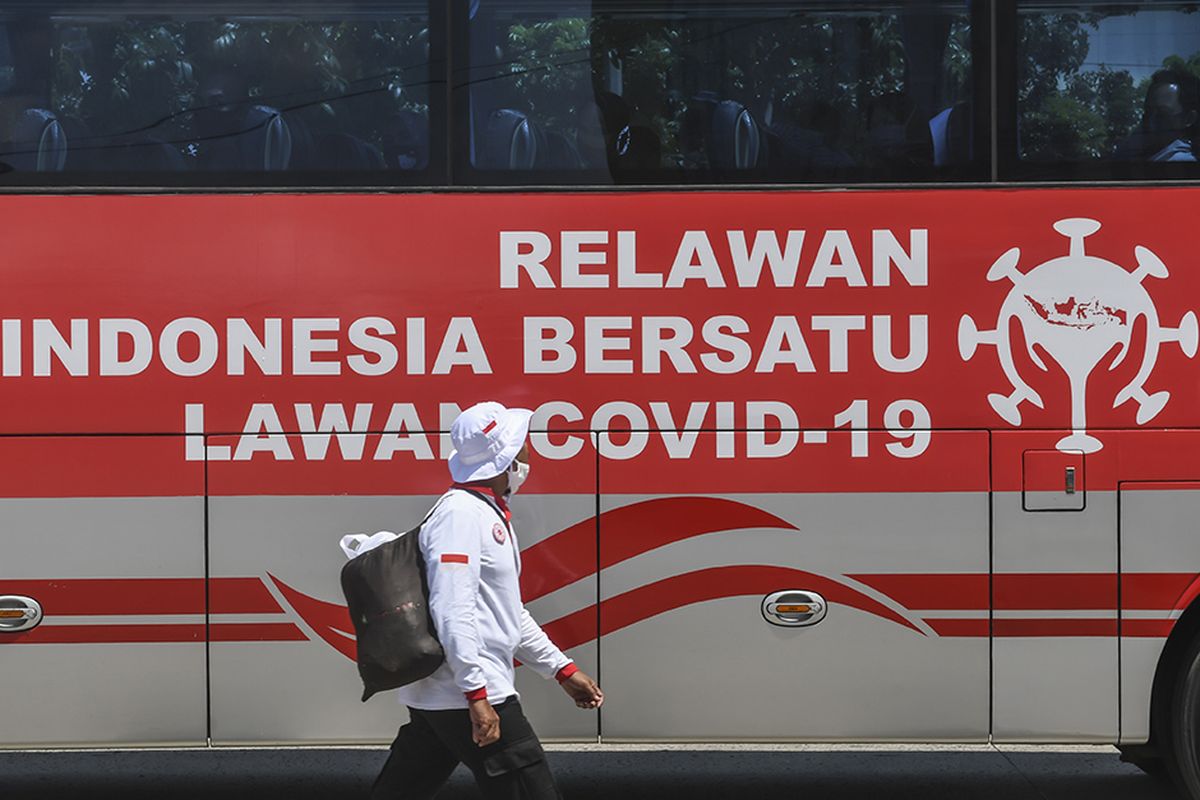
top-left (560, 671), bottom-right (604, 709)
top-left (468, 698), bottom-right (500, 746)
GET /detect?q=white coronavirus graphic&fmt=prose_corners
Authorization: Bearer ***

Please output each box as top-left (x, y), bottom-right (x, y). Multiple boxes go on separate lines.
top-left (958, 218), bottom-right (1198, 453)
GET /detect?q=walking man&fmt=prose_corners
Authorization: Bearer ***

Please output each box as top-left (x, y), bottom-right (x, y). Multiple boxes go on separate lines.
top-left (371, 401), bottom-right (604, 799)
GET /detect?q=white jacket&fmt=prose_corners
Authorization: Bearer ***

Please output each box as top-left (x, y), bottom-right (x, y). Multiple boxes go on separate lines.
top-left (395, 487), bottom-right (571, 711)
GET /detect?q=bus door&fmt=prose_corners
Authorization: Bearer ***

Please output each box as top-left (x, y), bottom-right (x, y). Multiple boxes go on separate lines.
top-left (0, 437), bottom-right (206, 747)
top-left (204, 428), bottom-right (597, 745)
top-left (991, 431), bottom-right (1118, 742)
top-left (595, 427), bottom-right (990, 740)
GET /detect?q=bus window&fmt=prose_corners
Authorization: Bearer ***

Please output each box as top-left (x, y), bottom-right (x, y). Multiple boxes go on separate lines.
top-left (0, 2), bottom-right (438, 185)
top-left (1013, 2), bottom-right (1200, 179)
top-left (456, 0), bottom-right (980, 185)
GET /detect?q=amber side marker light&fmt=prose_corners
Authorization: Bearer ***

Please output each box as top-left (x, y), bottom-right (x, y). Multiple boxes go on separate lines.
top-left (0, 609), bottom-right (27, 619)
top-left (775, 604), bottom-right (812, 614)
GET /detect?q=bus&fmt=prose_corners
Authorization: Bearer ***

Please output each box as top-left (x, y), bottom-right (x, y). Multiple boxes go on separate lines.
top-left (3, 0), bottom-right (1200, 796)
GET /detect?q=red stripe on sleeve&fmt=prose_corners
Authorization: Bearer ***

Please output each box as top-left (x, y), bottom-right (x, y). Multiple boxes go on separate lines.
top-left (441, 553), bottom-right (470, 564)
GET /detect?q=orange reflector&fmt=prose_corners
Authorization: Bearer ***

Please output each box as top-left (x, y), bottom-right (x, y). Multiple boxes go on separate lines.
top-left (0, 609), bottom-right (26, 619)
top-left (775, 604), bottom-right (812, 614)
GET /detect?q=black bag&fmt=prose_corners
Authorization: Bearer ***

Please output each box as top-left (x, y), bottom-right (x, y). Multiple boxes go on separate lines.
top-left (341, 519), bottom-right (444, 701)
top-left (341, 491), bottom-right (508, 701)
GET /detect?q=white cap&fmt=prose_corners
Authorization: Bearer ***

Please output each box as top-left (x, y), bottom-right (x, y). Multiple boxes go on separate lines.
top-left (447, 401), bottom-right (533, 483)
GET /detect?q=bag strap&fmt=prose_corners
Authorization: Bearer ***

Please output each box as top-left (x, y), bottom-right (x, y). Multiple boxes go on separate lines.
top-left (420, 494), bottom-right (451, 528)
top-left (458, 488), bottom-right (510, 529)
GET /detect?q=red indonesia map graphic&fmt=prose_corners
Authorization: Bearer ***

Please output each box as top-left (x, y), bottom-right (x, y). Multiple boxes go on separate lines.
top-left (1024, 296), bottom-right (1128, 329)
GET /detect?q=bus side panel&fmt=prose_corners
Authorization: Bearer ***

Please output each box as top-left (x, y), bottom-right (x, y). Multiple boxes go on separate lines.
top-left (0, 437), bottom-right (206, 747)
top-left (206, 433), bottom-right (598, 745)
top-left (595, 430), bottom-right (989, 741)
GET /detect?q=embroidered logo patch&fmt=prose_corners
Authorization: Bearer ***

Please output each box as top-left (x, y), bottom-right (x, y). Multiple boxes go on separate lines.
top-left (492, 522), bottom-right (507, 544)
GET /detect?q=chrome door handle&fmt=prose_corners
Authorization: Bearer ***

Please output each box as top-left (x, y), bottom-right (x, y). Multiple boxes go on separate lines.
top-left (0, 596), bottom-right (43, 632)
top-left (761, 590), bottom-right (827, 627)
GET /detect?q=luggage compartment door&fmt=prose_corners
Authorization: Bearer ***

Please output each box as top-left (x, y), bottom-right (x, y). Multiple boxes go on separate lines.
top-left (596, 428), bottom-right (989, 741)
top-left (991, 431), bottom-right (1117, 742)
top-left (0, 436), bottom-right (206, 747)
top-left (206, 429), bottom-right (597, 744)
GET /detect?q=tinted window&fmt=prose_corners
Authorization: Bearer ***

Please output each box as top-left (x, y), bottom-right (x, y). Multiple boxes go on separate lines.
top-left (0, 2), bottom-right (437, 183)
top-left (1015, 2), bottom-right (1200, 176)
top-left (458, 1), bottom-right (979, 184)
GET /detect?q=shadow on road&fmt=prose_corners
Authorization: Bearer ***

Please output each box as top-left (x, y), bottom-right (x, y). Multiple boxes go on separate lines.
top-left (0, 748), bottom-right (1184, 800)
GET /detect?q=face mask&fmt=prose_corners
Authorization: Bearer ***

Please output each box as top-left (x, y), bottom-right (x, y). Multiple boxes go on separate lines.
top-left (506, 458), bottom-right (530, 496)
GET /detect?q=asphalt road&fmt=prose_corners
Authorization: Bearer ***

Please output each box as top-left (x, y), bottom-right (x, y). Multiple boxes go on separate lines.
top-left (0, 745), bottom-right (1185, 800)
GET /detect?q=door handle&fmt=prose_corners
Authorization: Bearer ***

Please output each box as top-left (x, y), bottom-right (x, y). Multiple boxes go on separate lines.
top-left (761, 590), bottom-right (827, 627)
top-left (0, 596), bottom-right (43, 632)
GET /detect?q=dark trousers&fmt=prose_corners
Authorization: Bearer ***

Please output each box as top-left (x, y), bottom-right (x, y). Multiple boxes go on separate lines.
top-left (370, 697), bottom-right (561, 800)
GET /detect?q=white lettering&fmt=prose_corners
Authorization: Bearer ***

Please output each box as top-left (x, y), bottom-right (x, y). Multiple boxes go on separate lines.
top-left (873, 314), bottom-right (928, 372)
top-left (159, 318), bottom-right (219, 377)
top-left (593, 401), bottom-right (649, 459)
top-left (374, 403), bottom-right (435, 460)
top-left (531, 401), bottom-right (586, 460)
top-left (100, 319), bottom-right (152, 376)
top-left (433, 318), bottom-right (492, 374)
top-left (227, 318), bottom-right (282, 376)
top-left (347, 317), bottom-right (398, 376)
top-left (807, 230), bottom-right (867, 287)
top-left (872, 229), bottom-right (928, 287)
top-left (746, 401), bottom-right (799, 458)
top-left (407, 318), bottom-right (426, 375)
top-left (292, 318), bottom-right (341, 376)
top-left (500, 231), bottom-right (554, 288)
top-left (666, 231), bottom-right (726, 288)
top-left (561, 231), bottom-right (609, 289)
top-left (2, 319), bottom-right (19, 377)
top-left (755, 317), bottom-right (815, 373)
top-left (716, 401), bottom-right (735, 458)
top-left (699, 316), bottom-right (752, 374)
top-left (33, 319), bottom-right (88, 376)
top-left (234, 404), bottom-right (294, 461)
top-left (811, 315), bottom-right (867, 373)
top-left (727, 230), bottom-right (804, 288)
top-left (584, 317), bottom-right (633, 374)
top-left (295, 403), bottom-right (372, 460)
top-left (184, 403), bottom-right (231, 461)
top-left (525, 317), bottom-right (576, 374)
top-left (643, 317), bottom-right (695, 374)
top-left (616, 230), bottom-right (661, 288)
top-left (650, 401), bottom-right (708, 458)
